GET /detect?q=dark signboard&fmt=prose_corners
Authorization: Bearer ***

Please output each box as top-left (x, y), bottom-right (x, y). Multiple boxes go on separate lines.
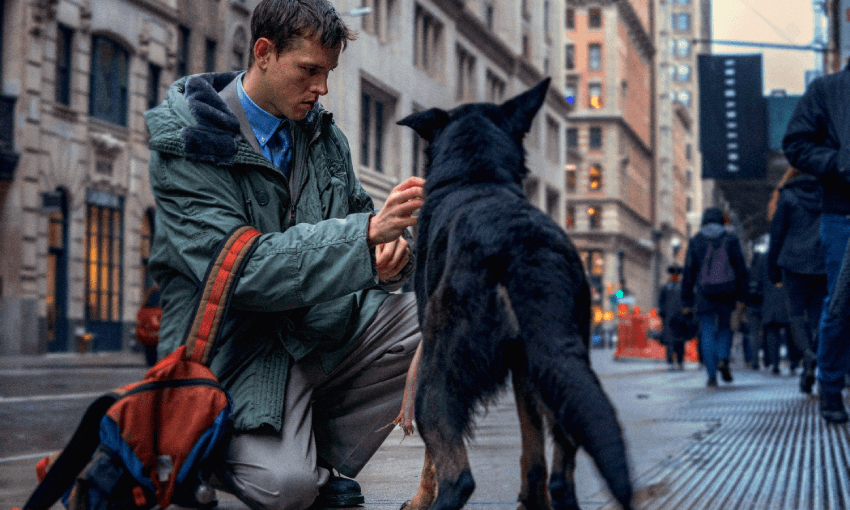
top-left (698, 54), bottom-right (767, 179)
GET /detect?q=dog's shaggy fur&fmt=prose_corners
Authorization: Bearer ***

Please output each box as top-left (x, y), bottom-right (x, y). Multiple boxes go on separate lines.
top-left (396, 79), bottom-right (633, 510)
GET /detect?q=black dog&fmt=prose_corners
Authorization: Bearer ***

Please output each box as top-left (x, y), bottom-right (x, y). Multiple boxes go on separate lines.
top-left (395, 79), bottom-right (633, 510)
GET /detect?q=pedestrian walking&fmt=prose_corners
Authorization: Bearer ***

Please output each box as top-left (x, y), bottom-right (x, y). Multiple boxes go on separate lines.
top-left (144, 1), bottom-right (425, 507)
top-left (658, 265), bottom-right (692, 370)
top-left (766, 168), bottom-right (827, 393)
top-left (783, 63), bottom-right (850, 423)
top-left (681, 207), bottom-right (749, 388)
top-left (752, 246), bottom-right (800, 376)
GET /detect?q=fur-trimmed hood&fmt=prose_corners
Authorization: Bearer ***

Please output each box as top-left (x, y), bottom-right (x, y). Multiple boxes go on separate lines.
top-left (144, 72), bottom-right (326, 168)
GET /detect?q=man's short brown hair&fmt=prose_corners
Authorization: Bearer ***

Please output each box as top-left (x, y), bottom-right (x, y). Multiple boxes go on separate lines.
top-left (248, 0), bottom-right (356, 67)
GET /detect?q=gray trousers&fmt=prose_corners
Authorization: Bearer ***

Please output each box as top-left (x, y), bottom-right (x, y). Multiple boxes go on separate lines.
top-left (215, 293), bottom-right (421, 510)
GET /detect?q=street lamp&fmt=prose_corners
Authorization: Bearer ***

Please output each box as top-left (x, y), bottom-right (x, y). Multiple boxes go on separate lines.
top-left (671, 236), bottom-right (682, 260)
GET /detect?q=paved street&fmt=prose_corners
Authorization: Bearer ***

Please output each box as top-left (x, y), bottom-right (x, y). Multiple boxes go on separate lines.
top-left (2, 347), bottom-right (848, 509)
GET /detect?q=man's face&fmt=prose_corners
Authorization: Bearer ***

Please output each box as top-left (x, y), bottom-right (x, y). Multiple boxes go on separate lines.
top-left (256, 35), bottom-right (340, 121)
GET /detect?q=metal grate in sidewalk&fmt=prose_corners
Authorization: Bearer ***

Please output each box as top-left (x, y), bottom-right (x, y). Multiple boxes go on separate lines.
top-left (601, 383), bottom-right (850, 510)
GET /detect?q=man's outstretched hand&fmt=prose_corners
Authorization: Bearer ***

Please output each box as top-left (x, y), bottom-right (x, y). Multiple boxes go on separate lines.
top-left (367, 177), bottom-right (425, 248)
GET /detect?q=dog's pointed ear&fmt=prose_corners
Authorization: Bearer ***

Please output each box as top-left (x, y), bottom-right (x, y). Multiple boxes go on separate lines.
top-left (499, 78), bottom-right (551, 138)
top-left (397, 108), bottom-right (450, 143)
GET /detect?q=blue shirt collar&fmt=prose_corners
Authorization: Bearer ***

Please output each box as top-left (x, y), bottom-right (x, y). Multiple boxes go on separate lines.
top-left (236, 72), bottom-right (291, 150)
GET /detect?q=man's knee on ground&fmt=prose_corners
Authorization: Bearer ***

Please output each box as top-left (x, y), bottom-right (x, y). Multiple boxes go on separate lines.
top-left (233, 466), bottom-right (322, 510)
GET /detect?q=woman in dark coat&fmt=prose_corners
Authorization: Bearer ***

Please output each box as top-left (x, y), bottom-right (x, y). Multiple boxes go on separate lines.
top-left (767, 168), bottom-right (827, 393)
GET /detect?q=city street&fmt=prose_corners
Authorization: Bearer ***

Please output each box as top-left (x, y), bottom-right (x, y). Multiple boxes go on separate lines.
top-left (2, 348), bottom-right (849, 509)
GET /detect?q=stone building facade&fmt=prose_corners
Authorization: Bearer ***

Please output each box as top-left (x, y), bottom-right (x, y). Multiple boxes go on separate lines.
top-left (0, 0), bottom-right (571, 354)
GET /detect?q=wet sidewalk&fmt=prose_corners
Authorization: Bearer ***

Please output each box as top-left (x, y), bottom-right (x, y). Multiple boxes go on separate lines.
top-left (4, 348), bottom-right (848, 509)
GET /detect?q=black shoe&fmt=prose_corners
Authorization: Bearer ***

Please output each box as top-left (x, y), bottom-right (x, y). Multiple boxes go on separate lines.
top-left (771, 366), bottom-right (780, 376)
top-left (718, 360), bottom-right (733, 383)
top-left (800, 360), bottom-right (816, 394)
top-left (314, 459), bottom-right (365, 508)
top-left (820, 391), bottom-right (849, 424)
top-left (707, 376), bottom-right (718, 388)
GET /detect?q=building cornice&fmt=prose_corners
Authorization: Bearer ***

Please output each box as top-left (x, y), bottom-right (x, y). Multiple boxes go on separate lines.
top-left (568, 114), bottom-right (652, 156)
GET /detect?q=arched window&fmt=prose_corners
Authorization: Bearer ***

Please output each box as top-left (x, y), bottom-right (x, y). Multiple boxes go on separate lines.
top-left (90, 35), bottom-right (129, 125)
top-left (589, 165), bottom-right (603, 191)
top-left (588, 206), bottom-right (602, 229)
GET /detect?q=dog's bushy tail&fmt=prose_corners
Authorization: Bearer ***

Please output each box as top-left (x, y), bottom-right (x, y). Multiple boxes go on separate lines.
top-left (533, 352), bottom-right (633, 509)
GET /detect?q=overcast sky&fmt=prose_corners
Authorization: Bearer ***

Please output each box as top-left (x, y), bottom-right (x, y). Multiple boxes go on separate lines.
top-left (711, 0), bottom-right (818, 95)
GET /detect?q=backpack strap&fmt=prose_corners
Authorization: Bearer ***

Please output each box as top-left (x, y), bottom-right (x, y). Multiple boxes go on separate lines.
top-left (184, 226), bottom-right (262, 365)
top-left (21, 394), bottom-right (119, 510)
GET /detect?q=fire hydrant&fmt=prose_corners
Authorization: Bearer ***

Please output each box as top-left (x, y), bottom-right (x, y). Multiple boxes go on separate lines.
top-left (75, 326), bottom-right (94, 354)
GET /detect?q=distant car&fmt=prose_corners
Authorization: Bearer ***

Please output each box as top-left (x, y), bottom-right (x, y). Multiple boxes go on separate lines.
top-left (136, 286), bottom-right (161, 366)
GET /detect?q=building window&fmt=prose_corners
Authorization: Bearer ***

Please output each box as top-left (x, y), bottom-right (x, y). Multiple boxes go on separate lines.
top-left (486, 70), bottom-right (505, 102)
top-left (147, 63), bottom-right (161, 110)
top-left (546, 186), bottom-right (560, 222)
top-left (522, 34), bottom-right (530, 58)
top-left (205, 38), bottom-right (218, 72)
top-left (677, 39), bottom-right (691, 57)
top-left (85, 194), bottom-right (124, 325)
top-left (589, 83), bottom-right (602, 109)
top-left (456, 45), bottom-right (476, 102)
top-left (686, 196), bottom-right (693, 212)
top-left (589, 126), bottom-right (603, 149)
top-left (360, 82), bottom-right (397, 175)
top-left (677, 64), bottom-right (691, 82)
top-left (140, 208), bottom-right (155, 291)
top-left (566, 205), bottom-right (575, 229)
top-left (588, 206), bottom-right (602, 229)
top-left (46, 189), bottom-right (68, 349)
top-left (566, 128), bottom-right (578, 149)
top-left (56, 25), bottom-right (73, 105)
top-left (589, 165), bottom-right (603, 191)
top-left (232, 26), bottom-right (248, 71)
top-left (565, 44), bottom-right (575, 70)
top-left (524, 176), bottom-right (540, 204)
top-left (686, 143), bottom-right (692, 161)
top-left (89, 35), bottom-right (129, 126)
top-left (486, 3), bottom-right (495, 30)
top-left (363, 0), bottom-right (398, 42)
top-left (565, 80), bottom-right (578, 105)
top-left (177, 25), bottom-right (190, 77)
top-left (565, 164), bottom-right (577, 193)
top-left (544, 0), bottom-right (551, 37)
top-left (589, 8), bottom-right (602, 28)
top-left (677, 0), bottom-right (691, 4)
top-left (588, 43), bottom-right (602, 71)
top-left (678, 90), bottom-right (691, 107)
top-left (566, 8), bottom-right (575, 29)
top-left (674, 13), bottom-right (691, 31)
top-left (414, 4), bottom-right (443, 78)
top-left (546, 117), bottom-right (560, 163)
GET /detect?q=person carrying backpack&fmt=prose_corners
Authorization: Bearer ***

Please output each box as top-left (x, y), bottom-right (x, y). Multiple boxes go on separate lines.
top-left (682, 207), bottom-right (749, 387)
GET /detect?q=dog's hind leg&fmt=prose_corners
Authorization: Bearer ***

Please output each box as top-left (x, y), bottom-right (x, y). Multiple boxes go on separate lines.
top-left (548, 427), bottom-right (580, 510)
top-left (416, 391), bottom-right (475, 510)
top-left (512, 367), bottom-right (551, 510)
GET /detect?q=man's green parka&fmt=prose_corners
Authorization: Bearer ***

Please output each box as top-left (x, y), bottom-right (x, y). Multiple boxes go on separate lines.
top-left (144, 72), bottom-right (399, 433)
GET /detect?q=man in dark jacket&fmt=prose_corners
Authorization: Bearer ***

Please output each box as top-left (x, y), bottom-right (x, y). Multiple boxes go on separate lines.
top-left (783, 65), bottom-right (850, 423)
top-left (658, 265), bottom-right (690, 370)
top-left (145, 0), bottom-right (425, 508)
top-left (682, 207), bottom-right (749, 387)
